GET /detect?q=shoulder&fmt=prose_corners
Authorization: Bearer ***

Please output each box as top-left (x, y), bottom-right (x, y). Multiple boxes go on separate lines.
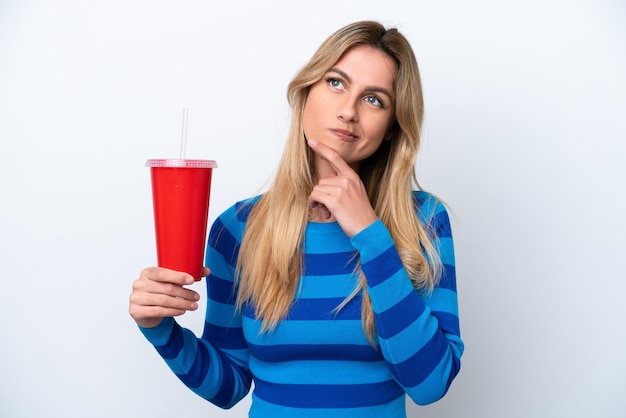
top-left (217, 194), bottom-right (263, 225)
top-left (231, 195), bottom-right (262, 221)
top-left (413, 190), bottom-right (448, 219)
top-left (208, 194), bottom-right (263, 241)
top-left (412, 190), bottom-right (452, 237)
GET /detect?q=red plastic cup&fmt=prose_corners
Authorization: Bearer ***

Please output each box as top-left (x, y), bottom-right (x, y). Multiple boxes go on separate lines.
top-left (146, 159), bottom-right (217, 281)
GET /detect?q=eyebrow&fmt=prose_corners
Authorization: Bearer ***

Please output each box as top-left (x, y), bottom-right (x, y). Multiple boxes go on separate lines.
top-left (328, 67), bottom-right (394, 101)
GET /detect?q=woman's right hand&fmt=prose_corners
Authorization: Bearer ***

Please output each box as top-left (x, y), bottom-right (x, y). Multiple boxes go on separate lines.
top-left (129, 266), bottom-right (207, 329)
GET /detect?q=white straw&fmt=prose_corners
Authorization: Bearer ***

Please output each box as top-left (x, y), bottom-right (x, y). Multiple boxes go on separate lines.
top-left (180, 107), bottom-right (189, 159)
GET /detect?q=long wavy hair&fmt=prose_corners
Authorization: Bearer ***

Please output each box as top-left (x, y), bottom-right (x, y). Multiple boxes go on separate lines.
top-left (236, 20), bottom-right (442, 342)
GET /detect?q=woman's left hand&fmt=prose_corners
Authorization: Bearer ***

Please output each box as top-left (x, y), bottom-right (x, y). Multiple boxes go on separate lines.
top-left (307, 138), bottom-right (378, 237)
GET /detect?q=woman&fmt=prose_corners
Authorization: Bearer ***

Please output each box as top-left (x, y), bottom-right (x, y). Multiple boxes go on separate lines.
top-left (129, 20), bottom-right (463, 417)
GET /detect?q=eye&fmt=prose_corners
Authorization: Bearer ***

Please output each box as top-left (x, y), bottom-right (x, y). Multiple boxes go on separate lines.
top-left (326, 77), bottom-right (345, 90)
top-left (364, 95), bottom-right (385, 108)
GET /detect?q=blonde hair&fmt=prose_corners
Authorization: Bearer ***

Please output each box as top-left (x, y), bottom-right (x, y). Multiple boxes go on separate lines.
top-left (236, 21), bottom-right (442, 341)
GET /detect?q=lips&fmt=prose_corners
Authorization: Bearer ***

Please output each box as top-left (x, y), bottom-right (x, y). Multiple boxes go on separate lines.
top-left (330, 128), bottom-right (358, 142)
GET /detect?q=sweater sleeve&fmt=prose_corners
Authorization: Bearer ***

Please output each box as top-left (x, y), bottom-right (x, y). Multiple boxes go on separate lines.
top-left (349, 194), bottom-right (463, 405)
top-left (138, 202), bottom-right (253, 409)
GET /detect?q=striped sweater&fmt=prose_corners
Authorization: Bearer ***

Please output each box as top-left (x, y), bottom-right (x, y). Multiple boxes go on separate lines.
top-left (139, 191), bottom-right (463, 417)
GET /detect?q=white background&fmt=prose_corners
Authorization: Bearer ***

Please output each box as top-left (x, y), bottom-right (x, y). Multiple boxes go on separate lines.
top-left (1, 1), bottom-right (625, 417)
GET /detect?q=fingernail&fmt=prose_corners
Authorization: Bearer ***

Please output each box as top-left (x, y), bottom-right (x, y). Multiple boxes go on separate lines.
top-left (184, 276), bottom-right (193, 284)
top-left (307, 138), bottom-right (318, 147)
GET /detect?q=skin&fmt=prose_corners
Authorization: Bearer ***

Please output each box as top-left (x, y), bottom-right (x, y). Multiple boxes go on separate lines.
top-left (305, 45), bottom-right (397, 237)
top-left (129, 45), bottom-right (398, 328)
top-left (129, 267), bottom-right (203, 328)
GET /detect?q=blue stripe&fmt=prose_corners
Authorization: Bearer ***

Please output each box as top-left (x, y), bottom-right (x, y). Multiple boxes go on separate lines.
top-left (432, 210), bottom-right (452, 238)
top-left (249, 357), bottom-right (394, 386)
top-left (211, 352), bottom-right (252, 407)
top-left (178, 341), bottom-right (211, 389)
top-left (287, 296), bottom-right (361, 320)
top-left (438, 264), bottom-right (456, 291)
top-left (248, 342), bottom-right (381, 362)
top-left (242, 316), bottom-right (370, 347)
top-left (299, 274), bottom-right (361, 298)
top-left (446, 352), bottom-right (462, 390)
top-left (426, 288), bottom-right (459, 315)
top-left (303, 251), bottom-right (358, 276)
top-left (211, 353), bottom-right (235, 406)
top-left (202, 322), bottom-right (248, 350)
top-left (207, 218), bottom-right (240, 268)
top-left (234, 199), bottom-right (256, 222)
top-left (253, 378), bottom-right (404, 408)
top-left (243, 304), bottom-right (256, 319)
top-left (432, 311), bottom-right (461, 337)
top-left (243, 297), bottom-right (362, 321)
top-left (375, 292), bottom-right (424, 339)
top-left (437, 237), bottom-right (455, 265)
top-left (362, 246), bottom-right (403, 287)
top-left (390, 329), bottom-right (448, 387)
top-left (155, 322), bottom-right (184, 360)
top-left (205, 300), bottom-right (240, 328)
top-left (304, 222), bottom-right (354, 253)
top-left (414, 191), bottom-right (439, 224)
top-left (413, 190), bottom-right (427, 208)
top-left (207, 275), bottom-right (236, 304)
top-left (250, 392), bottom-right (406, 416)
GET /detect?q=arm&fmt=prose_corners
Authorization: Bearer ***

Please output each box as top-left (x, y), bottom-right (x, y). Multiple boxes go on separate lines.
top-left (306, 139), bottom-right (462, 403)
top-left (350, 194), bottom-right (463, 405)
top-left (136, 203), bottom-right (253, 409)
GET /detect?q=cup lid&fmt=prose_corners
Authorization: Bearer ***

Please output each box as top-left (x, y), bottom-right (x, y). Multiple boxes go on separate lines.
top-left (145, 159), bottom-right (218, 168)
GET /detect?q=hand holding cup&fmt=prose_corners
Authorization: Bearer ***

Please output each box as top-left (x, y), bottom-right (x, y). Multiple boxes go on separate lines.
top-left (129, 266), bottom-right (209, 329)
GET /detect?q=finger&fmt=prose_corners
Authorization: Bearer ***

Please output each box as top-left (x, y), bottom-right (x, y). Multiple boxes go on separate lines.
top-left (307, 138), bottom-right (353, 177)
top-left (141, 266), bottom-right (194, 286)
top-left (133, 277), bottom-right (199, 302)
top-left (141, 306), bottom-right (189, 318)
top-left (129, 304), bottom-right (194, 324)
top-left (131, 290), bottom-right (198, 311)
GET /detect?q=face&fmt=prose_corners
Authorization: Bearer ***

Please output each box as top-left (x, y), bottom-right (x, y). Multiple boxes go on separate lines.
top-left (302, 45), bottom-right (397, 173)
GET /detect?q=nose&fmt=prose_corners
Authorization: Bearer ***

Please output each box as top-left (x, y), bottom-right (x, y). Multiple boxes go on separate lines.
top-left (337, 95), bottom-right (358, 123)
